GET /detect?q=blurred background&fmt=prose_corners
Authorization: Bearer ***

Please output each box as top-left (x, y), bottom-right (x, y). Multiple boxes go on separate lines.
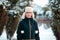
top-left (0, 0), bottom-right (60, 40)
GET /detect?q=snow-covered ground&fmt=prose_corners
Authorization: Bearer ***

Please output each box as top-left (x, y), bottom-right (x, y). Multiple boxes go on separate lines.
top-left (0, 24), bottom-right (56, 40)
top-left (0, 29), bottom-right (17, 40)
top-left (39, 24), bottom-right (56, 40)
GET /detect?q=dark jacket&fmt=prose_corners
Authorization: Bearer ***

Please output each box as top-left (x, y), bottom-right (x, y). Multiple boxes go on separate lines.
top-left (17, 18), bottom-right (40, 40)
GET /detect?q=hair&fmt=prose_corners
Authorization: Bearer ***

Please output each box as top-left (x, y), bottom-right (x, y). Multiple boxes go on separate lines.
top-left (21, 12), bottom-right (35, 19)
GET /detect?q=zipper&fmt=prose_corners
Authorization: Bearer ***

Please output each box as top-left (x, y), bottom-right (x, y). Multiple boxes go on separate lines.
top-left (29, 19), bottom-right (31, 40)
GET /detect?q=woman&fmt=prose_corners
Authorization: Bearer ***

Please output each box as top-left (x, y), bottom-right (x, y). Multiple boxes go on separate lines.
top-left (17, 6), bottom-right (40, 40)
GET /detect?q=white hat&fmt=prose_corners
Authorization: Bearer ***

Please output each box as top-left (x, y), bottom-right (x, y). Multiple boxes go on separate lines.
top-left (25, 6), bottom-right (33, 12)
top-left (21, 6), bottom-right (34, 19)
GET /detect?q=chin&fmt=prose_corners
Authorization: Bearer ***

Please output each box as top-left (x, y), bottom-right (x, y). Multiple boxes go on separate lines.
top-left (27, 17), bottom-right (31, 18)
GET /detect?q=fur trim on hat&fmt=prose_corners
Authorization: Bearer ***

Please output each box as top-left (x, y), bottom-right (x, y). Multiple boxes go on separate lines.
top-left (25, 7), bottom-right (33, 12)
top-left (21, 7), bottom-right (34, 19)
top-left (21, 12), bottom-right (35, 19)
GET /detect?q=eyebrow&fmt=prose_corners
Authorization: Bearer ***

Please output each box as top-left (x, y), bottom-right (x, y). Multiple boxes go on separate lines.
top-left (26, 12), bottom-right (32, 13)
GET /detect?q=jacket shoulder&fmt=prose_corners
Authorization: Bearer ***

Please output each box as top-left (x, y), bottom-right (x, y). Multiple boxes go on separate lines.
top-left (19, 19), bottom-right (24, 24)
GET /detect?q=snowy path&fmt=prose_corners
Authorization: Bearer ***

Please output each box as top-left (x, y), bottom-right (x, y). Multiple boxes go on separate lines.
top-left (0, 24), bottom-right (56, 40)
top-left (39, 24), bottom-right (56, 40)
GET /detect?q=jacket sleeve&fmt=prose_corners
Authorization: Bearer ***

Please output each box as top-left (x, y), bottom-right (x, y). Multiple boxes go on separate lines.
top-left (35, 21), bottom-right (40, 40)
top-left (17, 22), bottom-right (23, 40)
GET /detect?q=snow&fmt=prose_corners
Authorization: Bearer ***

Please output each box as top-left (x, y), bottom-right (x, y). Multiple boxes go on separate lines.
top-left (0, 24), bottom-right (56, 40)
top-left (0, 29), bottom-right (7, 40)
top-left (0, 1), bottom-right (3, 5)
top-left (19, 1), bottom-right (27, 6)
top-left (0, 0), bottom-right (6, 2)
top-left (39, 24), bottom-right (56, 40)
top-left (33, 0), bottom-right (49, 7)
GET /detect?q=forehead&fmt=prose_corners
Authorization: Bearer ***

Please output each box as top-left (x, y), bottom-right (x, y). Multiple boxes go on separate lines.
top-left (26, 12), bottom-right (32, 13)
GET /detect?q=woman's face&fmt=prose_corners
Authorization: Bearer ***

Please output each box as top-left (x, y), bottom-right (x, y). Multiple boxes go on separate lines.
top-left (25, 12), bottom-right (32, 18)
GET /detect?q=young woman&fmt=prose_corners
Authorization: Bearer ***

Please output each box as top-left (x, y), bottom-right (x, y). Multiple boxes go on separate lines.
top-left (17, 6), bottom-right (40, 40)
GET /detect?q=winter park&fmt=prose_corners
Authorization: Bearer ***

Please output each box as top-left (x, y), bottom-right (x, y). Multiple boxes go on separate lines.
top-left (0, 0), bottom-right (60, 40)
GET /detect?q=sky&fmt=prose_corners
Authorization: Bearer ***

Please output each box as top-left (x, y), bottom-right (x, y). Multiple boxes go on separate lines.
top-left (33, 0), bottom-right (49, 7)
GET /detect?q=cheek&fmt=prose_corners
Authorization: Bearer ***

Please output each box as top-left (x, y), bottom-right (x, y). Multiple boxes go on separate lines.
top-left (28, 14), bottom-right (32, 16)
top-left (25, 14), bottom-right (28, 17)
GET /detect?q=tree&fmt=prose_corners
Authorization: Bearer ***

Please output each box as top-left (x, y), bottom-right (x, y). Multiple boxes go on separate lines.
top-left (42, 7), bottom-right (49, 15)
top-left (49, 0), bottom-right (60, 40)
top-left (0, 4), bottom-right (8, 36)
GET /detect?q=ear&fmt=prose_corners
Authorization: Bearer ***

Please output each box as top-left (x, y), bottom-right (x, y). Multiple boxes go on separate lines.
top-left (21, 12), bottom-right (25, 19)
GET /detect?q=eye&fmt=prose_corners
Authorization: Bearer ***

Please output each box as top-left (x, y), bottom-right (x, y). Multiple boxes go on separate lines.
top-left (26, 12), bottom-right (32, 13)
